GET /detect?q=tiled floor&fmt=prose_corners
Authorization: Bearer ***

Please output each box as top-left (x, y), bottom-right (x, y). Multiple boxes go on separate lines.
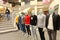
top-left (0, 31), bottom-right (33, 40)
top-left (0, 30), bottom-right (60, 40)
top-left (0, 31), bottom-right (60, 40)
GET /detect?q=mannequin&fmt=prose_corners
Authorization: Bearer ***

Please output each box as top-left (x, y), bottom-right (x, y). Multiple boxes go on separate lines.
top-left (30, 10), bottom-right (37, 25)
top-left (30, 10), bottom-right (37, 40)
top-left (37, 9), bottom-right (46, 40)
top-left (25, 11), bottom-right (31, 36)
top-left (18, 13), bottom-right (22, 30)
top-left (46, 9), bottom-right (59, 40)
top-left (20, 12), bottom-right (26, 33)
top-left (15, 14), bottom-right (20, 30)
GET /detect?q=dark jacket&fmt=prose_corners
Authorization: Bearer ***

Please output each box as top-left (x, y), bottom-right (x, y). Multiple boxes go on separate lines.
top-left (58, 15), bottom-right (60, 29)
top-left (45, 13), bottom-right (59, 31)
top-left (30, 15), bottom-right (37, 26)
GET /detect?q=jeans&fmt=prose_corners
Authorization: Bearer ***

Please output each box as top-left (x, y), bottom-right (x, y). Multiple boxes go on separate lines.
top-left (21, 24), bottom-right (26, 33)
top-left (19, 23), bottom-right (22, 30)
top-left (30, 25), bottom-right (38, 40)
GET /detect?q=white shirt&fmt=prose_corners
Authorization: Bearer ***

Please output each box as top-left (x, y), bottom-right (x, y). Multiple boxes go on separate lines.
top-left (48, 14), bottom-right (53, 30)
top-left (37, 13), bottom-right (46, 28)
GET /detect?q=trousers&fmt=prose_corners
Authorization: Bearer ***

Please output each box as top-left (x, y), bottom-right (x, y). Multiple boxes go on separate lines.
top-left (16, 23), bottom-right (20, 30)
top-left (38, 28), bottom-right (45, 40)
top-left (25, 25), bottom-right (31, 35)
top-left (30, 25), bottom-right (38, 40)
top-left (48, 29), bottom-right (57, 40)
top-left (21, 24), bottom-right (26, 33)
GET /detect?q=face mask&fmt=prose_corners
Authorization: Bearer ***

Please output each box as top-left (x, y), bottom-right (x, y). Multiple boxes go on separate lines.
top-left (49, 10), bottom-right (54, 14)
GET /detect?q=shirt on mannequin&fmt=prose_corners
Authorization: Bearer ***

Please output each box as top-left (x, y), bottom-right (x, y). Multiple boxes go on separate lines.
top-left (48, 13), bottom-right (53, 30)
top-left (37, 13), bottom-right (46, 28)
top-left (25, 15), bottom-right (30, 25)
top-left (30, 15), bottom-right (37, 26)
